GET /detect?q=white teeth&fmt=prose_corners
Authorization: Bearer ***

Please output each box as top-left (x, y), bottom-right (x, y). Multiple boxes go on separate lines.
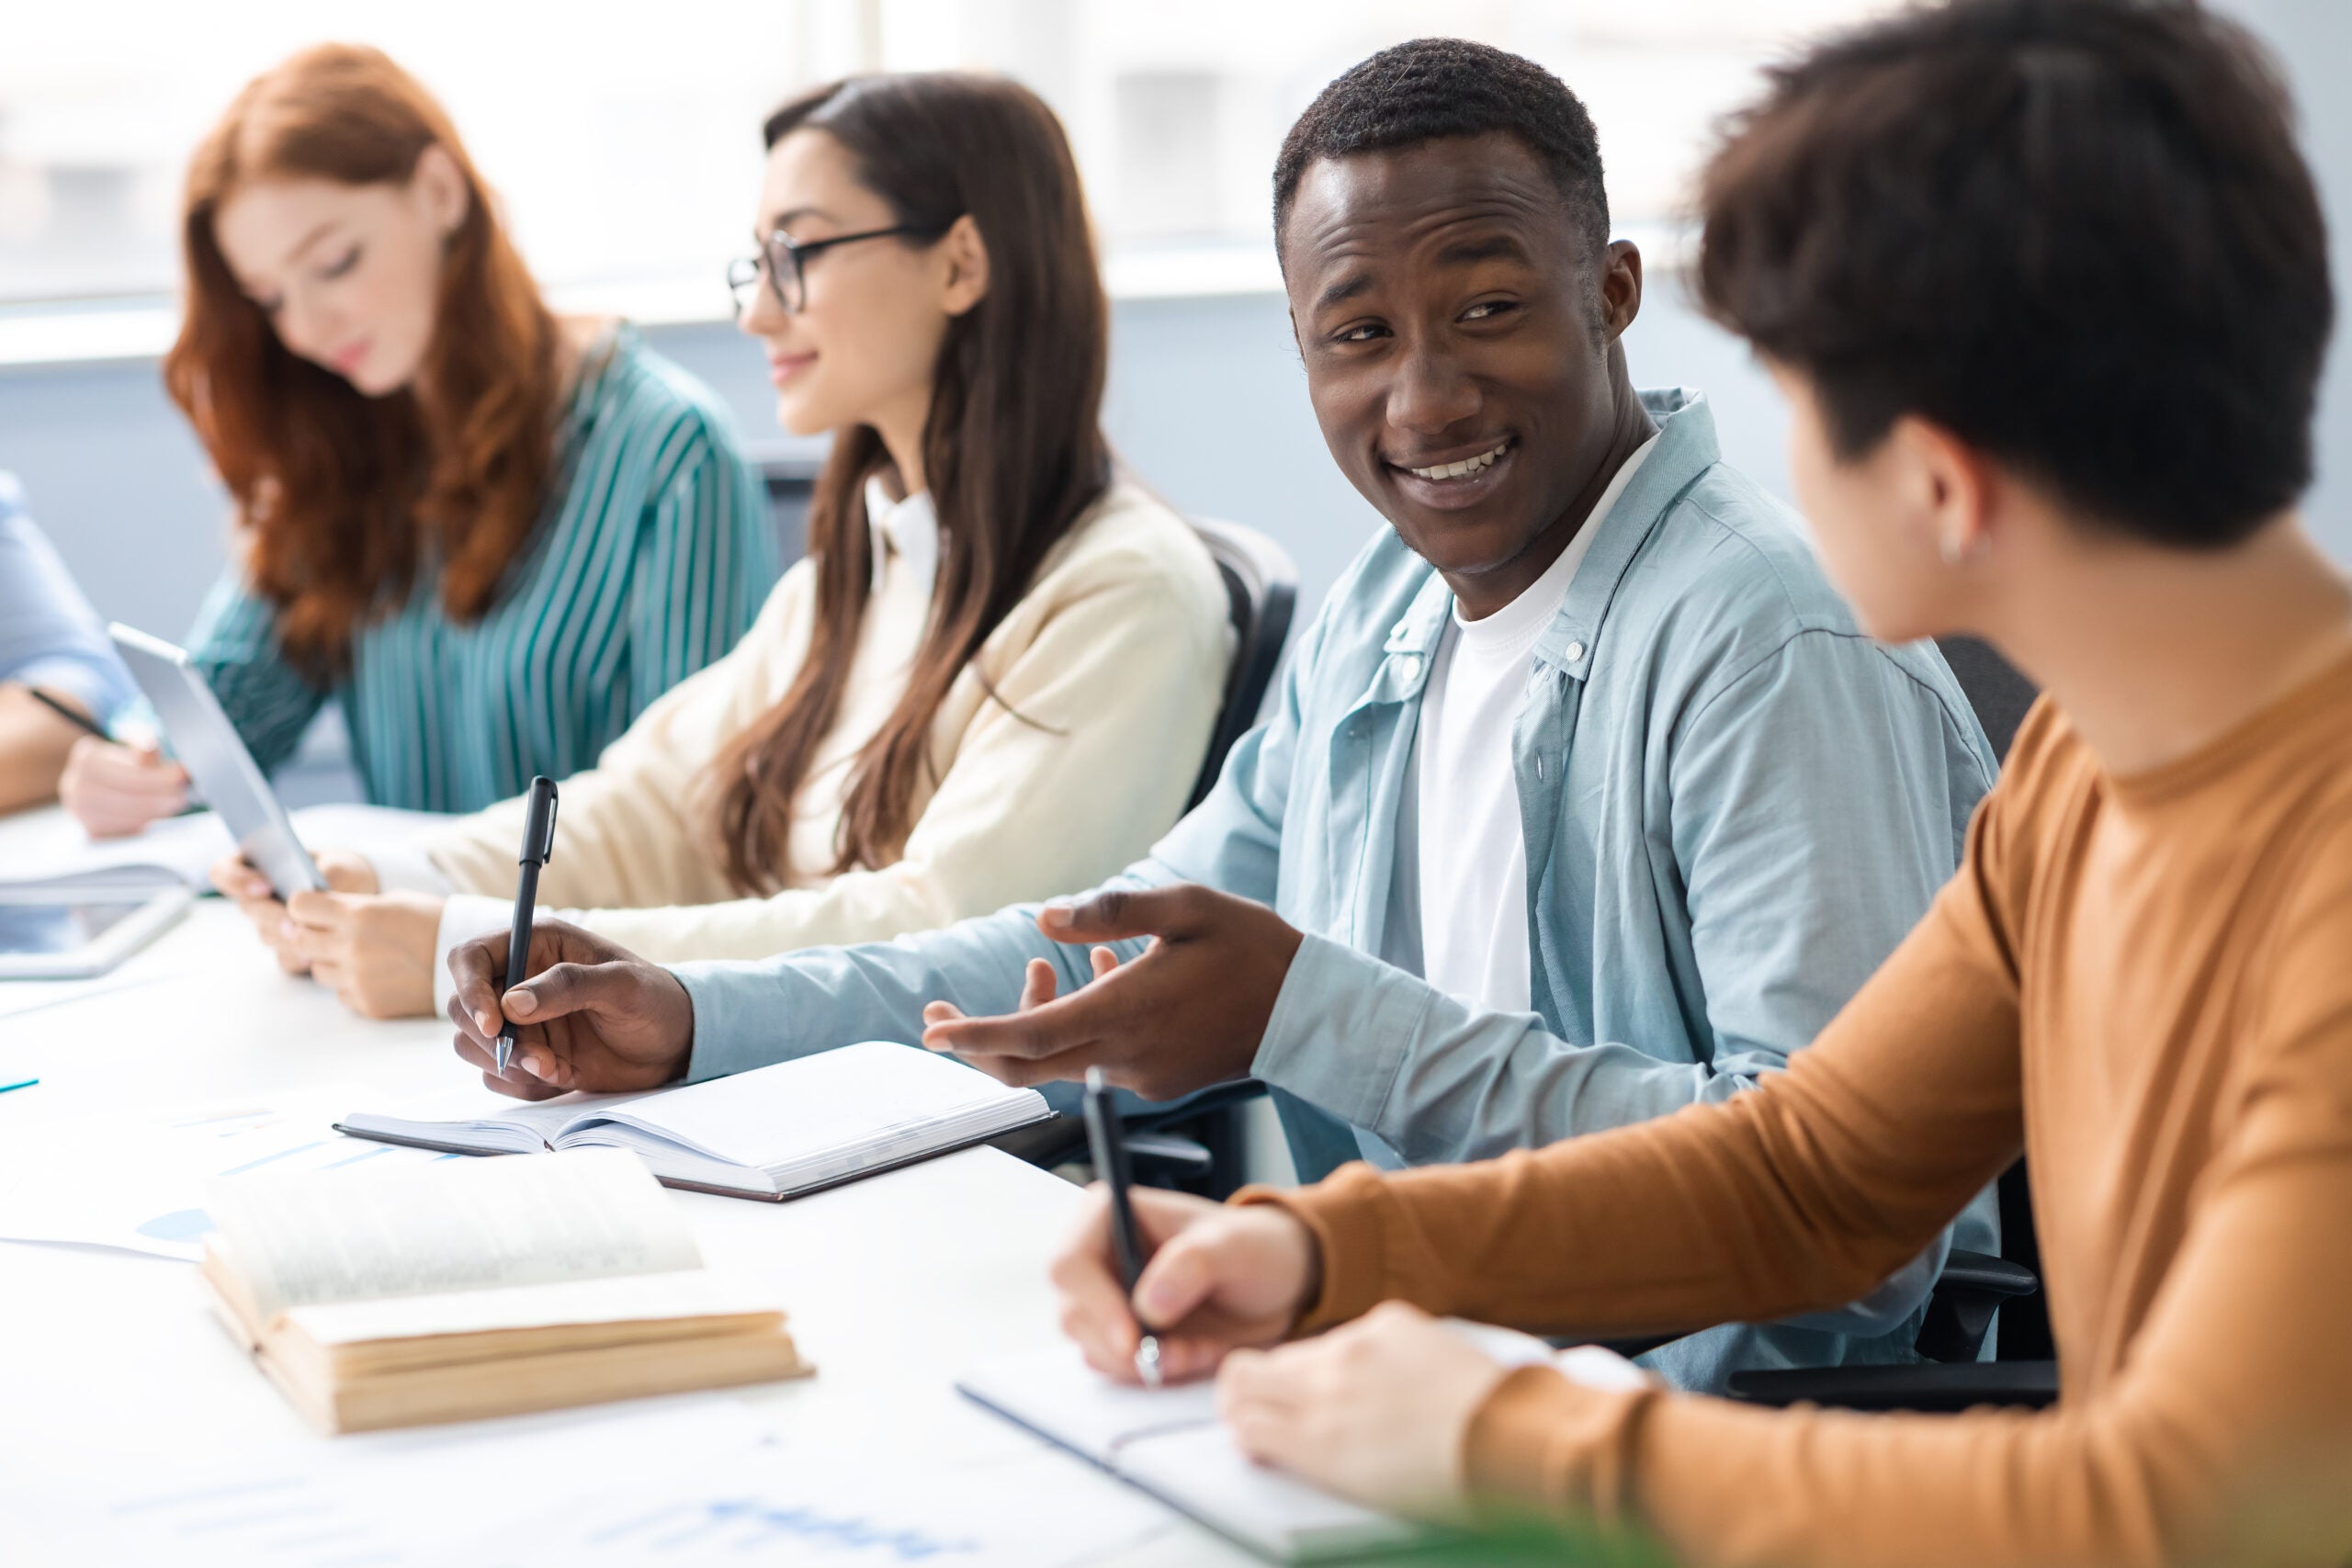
top-left (1407, 441), bottom-right (1509, 481)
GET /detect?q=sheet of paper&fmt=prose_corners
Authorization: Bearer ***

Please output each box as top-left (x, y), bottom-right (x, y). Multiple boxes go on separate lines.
top-left (467, 1438), bottom-right (1177, 1567)
top-left (0, 802), bottom-right (453, 892)
top-left (210, 1145), bottom-right (701, 1322)
top-left (10, 1393), bottom-right (1175, 1568)
top-left (0, 806), bottom-right (227, 890)
top-left (0, 1088), bottom-right (448, 1261)
top-left (5, 1394), bottom-right (775, 1568)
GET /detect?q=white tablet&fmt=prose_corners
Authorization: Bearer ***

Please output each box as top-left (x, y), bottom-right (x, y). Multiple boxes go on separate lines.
top-left (109, 623), bottom-right (327, 900)
top-left (0, 886), bottom-right (193, 980)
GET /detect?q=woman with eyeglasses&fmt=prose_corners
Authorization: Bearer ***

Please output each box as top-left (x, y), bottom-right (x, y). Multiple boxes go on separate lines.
top-left (61, 43), bottom-right (775, 840)
top-left (215, 71), bottom-right (1234, 1021)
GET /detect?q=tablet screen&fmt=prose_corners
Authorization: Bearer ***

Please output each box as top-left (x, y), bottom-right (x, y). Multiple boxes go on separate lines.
top-left (0, 898), bottom-right (148, 956)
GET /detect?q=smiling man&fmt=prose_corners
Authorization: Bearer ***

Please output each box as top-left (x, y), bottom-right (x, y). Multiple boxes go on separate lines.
top-left (443, 39), bottom-right (1998, 1391)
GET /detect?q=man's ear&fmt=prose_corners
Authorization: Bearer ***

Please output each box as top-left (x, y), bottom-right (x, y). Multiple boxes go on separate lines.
top-left (1886, 414), bottom-right (1997, 565)
top-left (411, 144), bottom-right (471, 239)
top-left (939, 214), bottom-right (990, 318)
top-left (1598, 239), bottom-right (1644, 341)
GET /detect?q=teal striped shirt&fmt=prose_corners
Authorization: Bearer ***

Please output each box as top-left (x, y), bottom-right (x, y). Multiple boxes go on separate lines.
top-left (182, 327), bottom-right (777, 813)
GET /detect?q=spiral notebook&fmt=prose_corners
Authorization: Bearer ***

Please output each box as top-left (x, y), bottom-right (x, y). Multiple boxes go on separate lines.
top-left (336, 1042), bottom-right (1055, 1201)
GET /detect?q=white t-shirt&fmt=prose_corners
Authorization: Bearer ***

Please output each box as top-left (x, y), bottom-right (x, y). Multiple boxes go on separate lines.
top-left (1412, 436), bottom-right (1658, 1013)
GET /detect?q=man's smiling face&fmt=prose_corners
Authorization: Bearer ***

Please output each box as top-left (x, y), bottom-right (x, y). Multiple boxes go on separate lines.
top-left (1283, 131), bottom-right (1639, 601)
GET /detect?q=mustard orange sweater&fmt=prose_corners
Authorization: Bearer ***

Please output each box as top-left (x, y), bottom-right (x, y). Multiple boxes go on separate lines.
top-left (1254, 655), bottom-right (2352, 1566)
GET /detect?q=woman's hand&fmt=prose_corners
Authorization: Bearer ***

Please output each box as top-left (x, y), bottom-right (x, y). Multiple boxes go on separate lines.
top-left (1050, 1187), bottom-right (1322, 1385)
top-left (1217, 1301), bottom-right (1518, 1520)
top-left (59, 736), bottom-right (189, 837)
top-left (212, 847), bottom-right (381, 977)
top-left (281, 872), bottom-right (445, 1020)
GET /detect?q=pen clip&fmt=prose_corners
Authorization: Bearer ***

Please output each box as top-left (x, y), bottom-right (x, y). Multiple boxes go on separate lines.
top-left (521, 776), bottom-right (560, 865)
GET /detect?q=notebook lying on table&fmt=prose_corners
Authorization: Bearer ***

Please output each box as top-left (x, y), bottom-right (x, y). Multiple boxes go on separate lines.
top-left (336, 1041), bottom-right (1055, 1201)
top-left (957, 1333), bottom-right (1654, 1563)
top-left (203, 1147), bottom-right (809, 1434)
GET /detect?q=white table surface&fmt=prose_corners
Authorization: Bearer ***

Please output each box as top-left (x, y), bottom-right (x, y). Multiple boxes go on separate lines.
top-left (0, 876), bottom-right (1254, 1566)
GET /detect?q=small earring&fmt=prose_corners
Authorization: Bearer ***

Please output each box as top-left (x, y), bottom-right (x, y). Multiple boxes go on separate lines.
top-left (1940, 533), bottom-right (1966, 565)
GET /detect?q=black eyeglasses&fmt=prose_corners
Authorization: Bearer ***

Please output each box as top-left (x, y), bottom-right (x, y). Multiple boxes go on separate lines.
top-left (726, 221), bottom-right (954, 317)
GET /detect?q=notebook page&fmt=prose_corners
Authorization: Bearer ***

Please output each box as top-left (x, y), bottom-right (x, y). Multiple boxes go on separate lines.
top-left (208, 1147), bottom-right (700, 1324)
top-left (1115, 1426), bottom-right (1418, 1562)
top-left (956, 1342), bottom-right (1222, 1464)
top-left (564, 1043), bottom-right (1043, 1171)
top-left (339, 1086), bottom-right (658, 1155)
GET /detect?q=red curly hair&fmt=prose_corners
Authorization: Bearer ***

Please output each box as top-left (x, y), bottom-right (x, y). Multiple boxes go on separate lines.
top-left (164, 43), bottom-right (561, 673)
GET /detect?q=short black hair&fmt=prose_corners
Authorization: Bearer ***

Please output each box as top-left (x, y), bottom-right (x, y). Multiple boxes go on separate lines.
top-left (1697, 0), bottom-right (2332, 549)
top-left (1272, 39), bottom-right (1609, 261)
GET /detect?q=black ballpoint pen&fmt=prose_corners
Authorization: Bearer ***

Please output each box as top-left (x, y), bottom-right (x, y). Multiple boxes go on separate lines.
top-left (1081, 1066), bottom-right (1163, 1386)
top-left (26, 686), bottom-right (108, 740)
top-left (495, 776), bottom-right (560, 1076)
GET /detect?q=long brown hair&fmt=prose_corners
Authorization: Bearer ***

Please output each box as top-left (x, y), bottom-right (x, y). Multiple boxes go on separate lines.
top-left (707, 73), bottom-right (1112, 893)
top-left (164, 43), bottom-right (562, 673)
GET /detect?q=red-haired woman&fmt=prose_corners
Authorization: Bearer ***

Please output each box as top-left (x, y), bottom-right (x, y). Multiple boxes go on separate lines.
top-left (60, 43), bottom-right (775, 836)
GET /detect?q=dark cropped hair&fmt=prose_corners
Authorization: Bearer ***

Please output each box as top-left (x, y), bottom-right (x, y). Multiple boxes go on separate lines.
top-left (1696, 0), bottom-right (2332, 548)
top-left (1272, 38), bottom-right (1608, 260)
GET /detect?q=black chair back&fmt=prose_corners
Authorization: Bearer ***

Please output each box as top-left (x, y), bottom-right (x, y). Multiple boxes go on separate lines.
top-left (1936, 635), bottom-right (2038, 762)
top-left (1185, 517), bottom-right (1298, 807)
top-left (1935, 633), bottom-right (2052, 1361)
top-left (756, 454), bottom-right (821, 564)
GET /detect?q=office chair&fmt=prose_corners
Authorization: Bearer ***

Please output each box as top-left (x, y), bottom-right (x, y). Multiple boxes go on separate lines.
top-left (755, 452), bottom-right (820, 563)
top-left (991, 518), bottom-right (1299, 1197)
top-left (1725, 634), bottom-right (2055, 1412)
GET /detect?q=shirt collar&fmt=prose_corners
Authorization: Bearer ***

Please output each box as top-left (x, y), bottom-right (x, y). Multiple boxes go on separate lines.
top-left (863, 473), bottom-right (940, 602)
top-left (1450, 432), bottom-right (1660, 662)
top-left (1377, 388), bottom-right (1722, 694)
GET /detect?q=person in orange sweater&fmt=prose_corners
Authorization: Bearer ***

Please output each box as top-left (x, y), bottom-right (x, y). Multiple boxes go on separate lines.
top-left (1045, 1), bottom-right (2352, 1562)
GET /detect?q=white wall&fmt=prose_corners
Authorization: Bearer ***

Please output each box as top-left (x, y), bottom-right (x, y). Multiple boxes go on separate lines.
top-left (3, 0), bottom-right (2346, 642)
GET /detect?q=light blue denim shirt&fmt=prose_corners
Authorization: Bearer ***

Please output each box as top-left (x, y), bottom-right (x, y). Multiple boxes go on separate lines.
top-left (0, 472), bottom-right (136, 723)
top-left (678, 389), bottom-right (2001, 1390)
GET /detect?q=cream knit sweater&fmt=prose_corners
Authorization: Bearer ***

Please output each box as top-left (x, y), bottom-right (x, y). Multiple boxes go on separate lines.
top-left (368, 478), bottom-right (1232, 995)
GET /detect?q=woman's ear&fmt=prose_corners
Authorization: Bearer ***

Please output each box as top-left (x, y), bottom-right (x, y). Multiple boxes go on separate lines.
top-left (411, 144), bottom-right (471, 239)
top-left (938, 214), bottom-right (990, 318)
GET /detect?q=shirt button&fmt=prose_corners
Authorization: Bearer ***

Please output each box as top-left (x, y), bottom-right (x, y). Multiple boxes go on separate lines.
top-left (1398, 655), bottom-right (1422, 682)
top-left (1566, 640), bottom-right (1587, 662)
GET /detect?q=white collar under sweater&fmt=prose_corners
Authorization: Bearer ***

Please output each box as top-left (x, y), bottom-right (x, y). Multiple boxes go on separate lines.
top-left (864, 474), bottom-right (939, 603)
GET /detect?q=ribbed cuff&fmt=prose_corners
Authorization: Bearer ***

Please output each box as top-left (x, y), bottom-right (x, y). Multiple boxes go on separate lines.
top-left (434, 893), bottom-right (514, 1017)
top-left (360, 840), bottom-right (455, 898)
top-left (1230, 1160), bottom-right (1396, 1336)
top-left (1464, 1363), bottom-right (1652, 1524)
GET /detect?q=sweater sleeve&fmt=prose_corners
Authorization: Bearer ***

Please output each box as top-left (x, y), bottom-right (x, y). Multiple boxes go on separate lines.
top-left (558, 536), bottom-right (1232, 964)
top-left (1247, 767), bottom-right (2352, 1567)
top-left (417, 567), bottom-right (814, 910)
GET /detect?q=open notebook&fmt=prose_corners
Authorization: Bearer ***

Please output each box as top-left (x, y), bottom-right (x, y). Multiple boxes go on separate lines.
top-left (958, 1333), bottom-right (1653, 1563)
top-left (337, 1042), bottom-right (1055, 1201)
top-left (0, 803), bottom-right (449, 897)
